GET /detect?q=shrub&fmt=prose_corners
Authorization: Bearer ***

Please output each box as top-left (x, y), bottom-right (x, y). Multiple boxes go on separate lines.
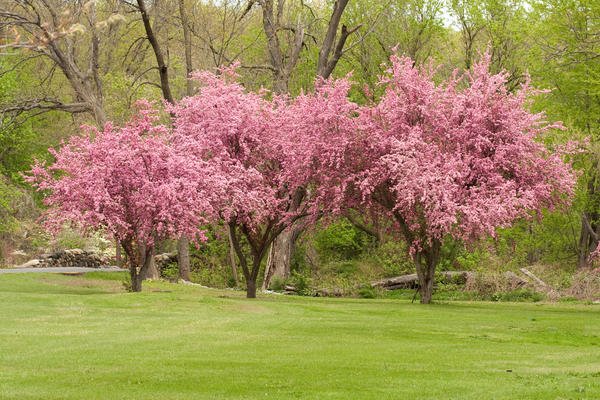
top-left (161, 261), bottom-right (179, 281)
top-left (288, 271), bottom-right (313, 296)
top-left (314, 219), bottom-right (370, 261)
top-left (269, 276), bottom-right (285, 291)
top-left (357, 285), bottom-right (377, 299)
top-left (367, 241), bottom-right (414, 277)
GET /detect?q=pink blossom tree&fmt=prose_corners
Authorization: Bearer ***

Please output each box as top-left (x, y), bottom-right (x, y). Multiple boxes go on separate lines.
top-left (28, 104), bottom-right (215, 292)
top-left (351, 56), bottom-right (575, 303)
top-left (281, 56), bottom-right (575, 304)
top-left (170, 67), bottom-right (312, 298)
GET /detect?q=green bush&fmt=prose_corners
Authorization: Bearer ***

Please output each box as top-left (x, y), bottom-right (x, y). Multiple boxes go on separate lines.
top-left (161, 261), bottom-right (179, 281)
top-left (367, 241), bottom-right (414, 277)
top-left (314, 219), bottom-right (370, 261)
top-left (357, 285), bottom-right (377, 299)
top-left (269, 276), bottom-right (285, 291)
top-left (288, 271), bottom-right (313, 296)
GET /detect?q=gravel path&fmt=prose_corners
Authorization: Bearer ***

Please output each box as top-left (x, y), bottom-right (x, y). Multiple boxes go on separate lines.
top-left (0, 266), bottom-right (124, 274)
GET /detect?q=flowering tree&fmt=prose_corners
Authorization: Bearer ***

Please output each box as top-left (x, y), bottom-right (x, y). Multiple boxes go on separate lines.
top-left (349, 56), bottom-right (576, 303)
top-left (28, 105), bottom-right (214, 292)
top-left (170, 67), bottom-right (312, 298)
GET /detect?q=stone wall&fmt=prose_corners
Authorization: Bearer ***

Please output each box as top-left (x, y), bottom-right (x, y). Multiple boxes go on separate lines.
top-left (18, 249), bottom-right (111, 268)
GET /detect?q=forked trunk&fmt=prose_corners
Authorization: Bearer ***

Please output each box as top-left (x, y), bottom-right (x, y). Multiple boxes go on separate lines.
top-left (123, 241), bottom-right (155, 292)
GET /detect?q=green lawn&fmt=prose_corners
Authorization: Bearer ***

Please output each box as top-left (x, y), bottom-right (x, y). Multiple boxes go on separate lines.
top-left (0, 272), bottom-right (599, 400)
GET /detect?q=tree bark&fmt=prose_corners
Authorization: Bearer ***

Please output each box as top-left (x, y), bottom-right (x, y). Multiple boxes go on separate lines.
top-left (226, 225), bottom-right (240, 286)
top-left (178, 0), bottom-right (194, 96)
top-left (316, 0), bottom-right (360, 79)
top-left (413, 240), bottom-right (441, 304)
top-left (141, 244), bottom-right (159, 280)
top-left (124, 241), bottom-right (154, 292)
top-left (115, 239), bottom-right (122, 268)
top-left (578, 165), bottom-right (600, 268)
top-left (136, 0), bottom-right (175, 104)
top-left (246, 277), bottom-right (257, 298)
top-left (130, 266), bottom-right (143, 292)
top-left (177, 237), bottom-right (191, 281)
top-left (262, 223), bottom-right (302, 289)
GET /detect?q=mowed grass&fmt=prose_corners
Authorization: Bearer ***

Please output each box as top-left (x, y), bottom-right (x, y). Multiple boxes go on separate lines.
top-left (0, 272), bottom-right (599, 400)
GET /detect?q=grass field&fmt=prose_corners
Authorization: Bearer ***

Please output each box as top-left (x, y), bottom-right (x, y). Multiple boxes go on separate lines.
top-left (0, 272), bottom-right (599, 400)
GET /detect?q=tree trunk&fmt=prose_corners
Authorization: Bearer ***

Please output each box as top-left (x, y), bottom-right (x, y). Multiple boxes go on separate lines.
top-left (115, 239), bottom-right (122, 268)
top-left (136, 0), bottom-right (175, 104)
top-left (246, 278), bottom-right (257, 298)
top-left (130, 266), bottom-right (143, 292)
top-left (142, 245), bottom-right (159, 279)
top-left (227, 225), bottom-right (239, 286)
top-left (177, 236), bottom-right (191, 281)
top-left (578, 165), bottom-right (600, 269)
top-left (578, 217), bottom-right (591, 269)
top-left (579, 211), bottom-right (599, 269)
top-left (414, 240), bottom-right (441, 304)
top-left (126, 242), bottom-right (155, 292)
top-left (262, 225), bottom-right (298, 290)
top-left (177, 0), bottom-right (194, 96)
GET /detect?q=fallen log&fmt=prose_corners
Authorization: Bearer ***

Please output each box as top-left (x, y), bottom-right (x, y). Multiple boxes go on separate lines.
top-left (371, 274), bottom-right (418, 289)
top-left (519, 268), bottom-right (555, 292)
top-left (371, 271), bottom-right (471, 290)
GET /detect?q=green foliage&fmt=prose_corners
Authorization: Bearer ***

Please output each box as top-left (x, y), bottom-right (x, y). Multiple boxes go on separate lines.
top-left (492, 210), bottom-right (579, 269)
top-left (189, 225), bottom-right (235, 287)
top-left (357, 285), bottom-right (377, 299)
top-left (314, 219), bottom-right (370, 261)
top-left (367, 241), bottom-right (414, 277)
top-left (288, 270), bottom-right (313, 296)
top-left (121, 273), bottom-right (133, 292)
top-left (268, 276), bottom-right (286, 291)
top-left (160, 261), bottom-right (179, 281)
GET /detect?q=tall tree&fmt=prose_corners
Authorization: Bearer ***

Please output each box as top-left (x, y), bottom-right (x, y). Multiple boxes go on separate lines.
top-left (0, 0), bottom-right (124, 126)
top-left (528, 0), bottom-right (600, 267)
top-left (0, 0), bottom-right (129, 266)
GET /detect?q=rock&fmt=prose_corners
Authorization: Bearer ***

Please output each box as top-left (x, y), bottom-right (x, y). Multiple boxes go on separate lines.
top-left (17, 259), bottom-right (41, 268)
top-left (154, 252), bottom-right (178, 276)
